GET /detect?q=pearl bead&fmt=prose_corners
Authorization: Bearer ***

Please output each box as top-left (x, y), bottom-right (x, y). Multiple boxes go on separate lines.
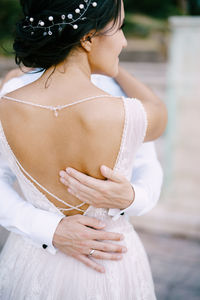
top-left (48, 16), bottom-right (54, 21)
top-left (30, 17), bottom-right (34, 22)
top-left (48, 30), bottom-right (52, 35)
top-left (67, 14), bottom-right (73, 19)
top-left (61, 15), bottom-right (65, 20)
top-left (43, 32), bottom-right (47, 36)
top-left (73, 24), bottom-right (78, 29)
top-left (39, 21), bottom-right (45, 26)
top-left (79, 4), bottom-right (84, 9)
top-left (92, 2), bottom-right (97, 7)
top-left (75, 8), bottom-right (80, 13)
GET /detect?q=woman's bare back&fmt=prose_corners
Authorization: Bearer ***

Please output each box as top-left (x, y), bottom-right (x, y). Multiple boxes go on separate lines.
top-left (0, 82), bottom-right (125, 216)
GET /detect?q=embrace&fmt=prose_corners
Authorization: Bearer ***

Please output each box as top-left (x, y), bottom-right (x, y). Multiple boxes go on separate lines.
top-left (0, 0), bottom-right (167, 299)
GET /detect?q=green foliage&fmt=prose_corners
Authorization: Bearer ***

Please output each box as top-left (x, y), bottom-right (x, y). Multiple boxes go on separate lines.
top-left (0, 0), bottom-right (21, 41)
top-left (0, 0), bottom-right (22, 55)
top-left (123, 13), bottom-right (168, 38)
top-left (124, 0), bottom-right (183, 18)
top-left (124, 15), bottom-right (151, 38)
top-left (188, 0), bottom-right (200, 15)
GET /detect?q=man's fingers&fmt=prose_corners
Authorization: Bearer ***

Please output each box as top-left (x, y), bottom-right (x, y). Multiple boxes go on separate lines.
top-left (60, 175), bottom-right (97, 203)
top-left (61, 168), bottom-right (103, 190)
top-left (94, 230), bottom-right (124, 242)
top-left (91, 241), bottom-right (127, 254)
top-left (77, 254), bottom-right (105, 273)
top-left (89, 250), bottom-right (123, 261)
top-left (66, 187), bottom-right (91, 203)
top-left (77, 216), bottom-right (124, 241)
top-left (100, 165), bottom-right (124, 183)
top-left (78, 215), bottom-right (106, 229)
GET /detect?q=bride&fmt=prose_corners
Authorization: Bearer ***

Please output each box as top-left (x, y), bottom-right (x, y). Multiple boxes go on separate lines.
top-left (0, 0), bottom-right (167, 299)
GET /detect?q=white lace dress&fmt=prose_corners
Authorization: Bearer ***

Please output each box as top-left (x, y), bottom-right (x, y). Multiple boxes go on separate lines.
top-left (0, 95), bottom-right (156, 300)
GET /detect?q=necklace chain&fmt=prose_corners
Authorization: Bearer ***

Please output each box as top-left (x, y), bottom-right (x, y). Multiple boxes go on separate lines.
top-left (1, 95), bottom-right (121, 117)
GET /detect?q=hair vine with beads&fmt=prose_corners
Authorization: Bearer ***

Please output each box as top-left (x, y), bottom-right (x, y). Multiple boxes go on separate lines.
top-left (14, 0), bottom-right (122, 70)
top-left (23, 0), bottom-right (98, 37)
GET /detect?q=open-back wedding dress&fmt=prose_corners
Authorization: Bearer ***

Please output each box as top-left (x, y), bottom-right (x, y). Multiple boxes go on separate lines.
top-left (0, 94), bottom-right (156, 299)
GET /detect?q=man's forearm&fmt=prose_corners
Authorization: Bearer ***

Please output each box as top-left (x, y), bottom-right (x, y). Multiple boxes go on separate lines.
top-left (108, 142), bottom-right (163, 220)
top-left (0, 165), bottom-right (64, 254)
top-left (123, 142), bottom-right (163, 216)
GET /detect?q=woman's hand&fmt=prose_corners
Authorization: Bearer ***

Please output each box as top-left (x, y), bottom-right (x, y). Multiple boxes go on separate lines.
top-left (59, 165), bottom-right (135, 210)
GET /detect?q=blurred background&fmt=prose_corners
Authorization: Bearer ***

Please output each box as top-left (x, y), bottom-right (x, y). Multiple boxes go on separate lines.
top-left (0, 0), bottom-right (200, 299)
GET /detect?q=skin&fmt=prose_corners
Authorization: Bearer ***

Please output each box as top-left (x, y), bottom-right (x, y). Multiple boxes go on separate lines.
top-left (0, 1), bottom-right (167, 273)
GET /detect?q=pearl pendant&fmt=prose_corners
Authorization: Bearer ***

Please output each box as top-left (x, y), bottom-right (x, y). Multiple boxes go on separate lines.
top-left (54, 110), bottom-right (59, 117)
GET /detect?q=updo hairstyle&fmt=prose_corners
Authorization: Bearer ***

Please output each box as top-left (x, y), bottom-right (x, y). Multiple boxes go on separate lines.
top-left (14, 0), bottom-right (122, 71)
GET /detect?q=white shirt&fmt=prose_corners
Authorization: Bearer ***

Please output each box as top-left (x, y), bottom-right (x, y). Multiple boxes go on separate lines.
top-left (0, 72), bottom-right (163, 254)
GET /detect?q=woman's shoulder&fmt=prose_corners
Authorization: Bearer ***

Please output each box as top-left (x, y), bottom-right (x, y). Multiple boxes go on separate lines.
top-left (78, 93), bottom-right (124, 126)
top-left (78, 91), bottom-right (147, 131)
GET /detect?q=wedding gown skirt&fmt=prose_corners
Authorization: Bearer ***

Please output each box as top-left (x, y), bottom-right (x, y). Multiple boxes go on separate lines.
top-left (0, 206), bottom-right (156, 300)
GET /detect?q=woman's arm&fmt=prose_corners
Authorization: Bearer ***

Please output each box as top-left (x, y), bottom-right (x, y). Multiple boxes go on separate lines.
top-left (115, 66), bottom-right (168, 141)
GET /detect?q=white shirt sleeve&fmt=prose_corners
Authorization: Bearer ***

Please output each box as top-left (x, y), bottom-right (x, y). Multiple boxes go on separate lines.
top-left (123, 142), bottom-right (163, 215)
top-left (108, 142), bottom-right (163, 220)
top-left (0, 157), bottom-right (64, 254)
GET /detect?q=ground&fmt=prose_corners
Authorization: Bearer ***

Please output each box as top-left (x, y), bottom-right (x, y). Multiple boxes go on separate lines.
top-left (139, 230), bottom-right (200, 300)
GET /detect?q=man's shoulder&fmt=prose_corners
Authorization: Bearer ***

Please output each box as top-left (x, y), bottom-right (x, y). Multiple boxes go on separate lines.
top-left (1, 77), bottom-right (25, 95)
top-left (0, 71), bottom-right (42, 95)
top-left (91, 74), bottom-right (125, 97)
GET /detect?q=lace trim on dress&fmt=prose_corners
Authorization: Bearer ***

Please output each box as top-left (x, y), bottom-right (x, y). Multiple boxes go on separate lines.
top-left (132, 98), bottom-right (148, 144)
top-left (113, 96), bottom-right (128, 172)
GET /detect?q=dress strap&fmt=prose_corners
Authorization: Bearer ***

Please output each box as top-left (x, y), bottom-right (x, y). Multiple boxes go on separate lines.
top-left (14, 158), bottom-right (87, 212)
top-left (1, 94), bottom-right (122, 117)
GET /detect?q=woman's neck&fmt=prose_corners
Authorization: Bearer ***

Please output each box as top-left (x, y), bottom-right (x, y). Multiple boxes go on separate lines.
top-left (40, 50), bottom-right (92, 89)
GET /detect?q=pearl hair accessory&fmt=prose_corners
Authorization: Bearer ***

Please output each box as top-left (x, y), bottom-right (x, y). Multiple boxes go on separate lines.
top-left (23, 0), bottom-right (98, 36)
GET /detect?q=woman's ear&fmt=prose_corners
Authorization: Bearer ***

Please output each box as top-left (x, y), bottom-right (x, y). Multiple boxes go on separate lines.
top-left (80, 33), bottom-right (93, 52)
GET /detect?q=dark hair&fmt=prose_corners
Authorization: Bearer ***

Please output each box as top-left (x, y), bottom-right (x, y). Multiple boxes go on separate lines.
top-left (14, 0), bottom-right (122, 71)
